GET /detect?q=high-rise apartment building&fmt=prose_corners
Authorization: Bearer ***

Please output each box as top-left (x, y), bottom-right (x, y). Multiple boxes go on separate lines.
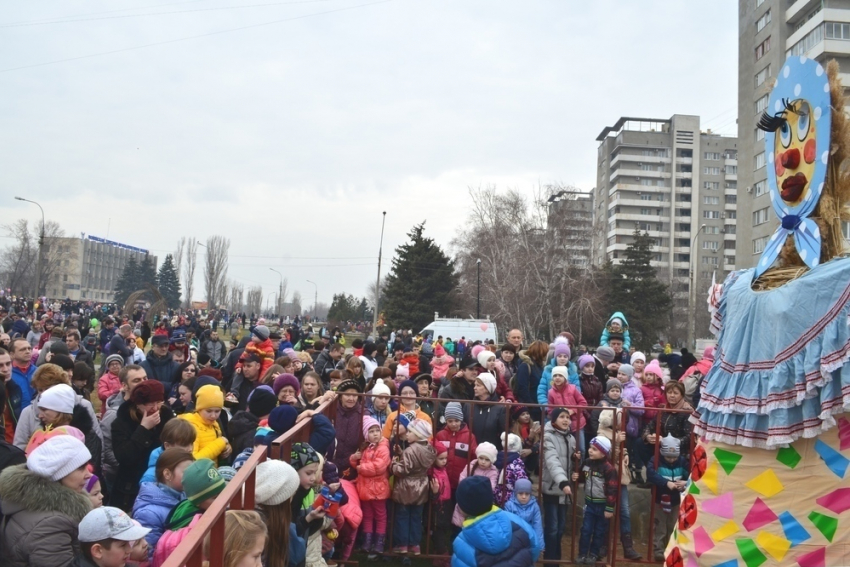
top-left (48, 235), bottom-right (156, 302)
top-left (737, 0), bottom-right (850, 269)
top-left (594, 115), bottom-right (738, 342)
top-left (547, 189), bottom-right (594, 270)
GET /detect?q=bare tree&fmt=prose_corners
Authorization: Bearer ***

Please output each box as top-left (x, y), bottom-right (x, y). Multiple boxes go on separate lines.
top-left (366, 279), bottom-right (387, 313)
top-left (183, 238), bottom-right (198, 309)
top-left (245, 286), bottom-right (263, 315)
top-left (0, 220), bottom-right (75, 297)
top-left (291, 291), bottom-right (302, 317)
top-left (203, 236), bottom-right (230, 310)
top-left (229, 281), bottom-right (244, 313)
top-left (174, 237), bottom-right (185, 277)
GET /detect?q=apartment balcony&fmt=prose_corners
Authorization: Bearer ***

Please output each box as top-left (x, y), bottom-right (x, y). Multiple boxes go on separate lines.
top-left (610, 168), bottom-right (670, 182)
top-left (608, 198), bottom-right (670, 209)
top-left (787, 0), bottom-right (821, 25)
top-left (610, 154), bottom-right (671, 167)
top-left (676, 171), bottom-right (693, 179)
top-left (725, 203), bottom-right (737, 211)
top-left (724, 232), bottom-right (736, 241)
top-left (725, 187), bottom-right (737, 196)
top-left (725, 173), bottom-right (738, 181)
top-left (675, 157), bottom-right (693, 165)
top-left (724, 159), bottom-right (737, 168)
top-left (614, 213), bottom-right (665, 223)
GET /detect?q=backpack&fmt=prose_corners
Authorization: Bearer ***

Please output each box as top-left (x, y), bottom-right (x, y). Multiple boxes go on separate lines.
top-left (152, 513), bottom-right (201, 567)
top-left (681, 370), bottom-right (705, 408)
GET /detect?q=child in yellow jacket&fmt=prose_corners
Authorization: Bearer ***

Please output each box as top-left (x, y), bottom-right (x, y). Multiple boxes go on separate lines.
top-left (179, 384), bottom-right (232, 464)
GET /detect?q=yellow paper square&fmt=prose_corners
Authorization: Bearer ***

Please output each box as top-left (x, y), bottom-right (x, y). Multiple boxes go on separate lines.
top-left (755, 530), bottom-right (791, 561)
top-left (745, 469), bottom-right (784, 498)
top-left (678, 531), bottom-right (690, 544)
top-left (702, 461), bottom-right (720, 494)
top-left (711, 520), bottom-right (739, 542)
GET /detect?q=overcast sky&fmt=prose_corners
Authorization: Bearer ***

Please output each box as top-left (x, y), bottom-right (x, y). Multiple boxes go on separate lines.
top-left (0, 1), bottom-right (738, 309)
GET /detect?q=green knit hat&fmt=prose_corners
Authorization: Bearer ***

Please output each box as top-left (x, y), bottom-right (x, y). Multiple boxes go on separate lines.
top-left (182, 458), bottom-right (226, 504)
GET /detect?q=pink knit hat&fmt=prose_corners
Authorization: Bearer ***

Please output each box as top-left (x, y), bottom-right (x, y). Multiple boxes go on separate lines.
top-left (434, 344), bottom-right (446, 357)
top-left (362, 416), bottom-right (381, 439)
top-left (644, 359), bottom-right (664, 380)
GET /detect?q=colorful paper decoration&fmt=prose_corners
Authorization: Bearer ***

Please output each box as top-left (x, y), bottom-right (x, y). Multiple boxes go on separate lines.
top-left (715, 448), bottom-right (744, 475)
top-left (713, 561), bottom-right (739, 567)
top-left (778, 511), bottom-right (811, 547)
top-left (689, 481), bottom-right (701, 495)
top-left (735, 538), bottom-right (767, 567)
top-left (813, 439), bottom-right (849, 478)
top-left (678, 530), bottom-right (691, 544)
top-left (743, 498), bottom-right (778, 532)
top-left (796, 547), bottom-right (826, 567)
top-left (745, 469), bottom-right (784, 498)
top-left (755, 56), bottom-right (832, 277)
top-left (807, 511), bottom-right (838, 542)
top-left (815, 487), bottom-right (850, 515)
top-left (702, 461), bottom-right (720, 495)
top-left (754, 531), bottom-right (791, 561)
top-left (712, 520), bottom-right (740, 542)
top-left (837, 417), bottom-right (850, 450)
top-left (776, 446), bottom-right (802, 469)
top-left (693, 526), bottom-right (715, 557)
top-left (686, 552), bottom-right (699, 567)
top-left (702, 492), bottom-right (735, 519)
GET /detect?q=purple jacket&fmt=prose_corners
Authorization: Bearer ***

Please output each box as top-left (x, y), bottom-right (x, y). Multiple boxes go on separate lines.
top-left (620, 380), bottom-right (645, 437)
top-left (332, 401), bottom-right (363, 479)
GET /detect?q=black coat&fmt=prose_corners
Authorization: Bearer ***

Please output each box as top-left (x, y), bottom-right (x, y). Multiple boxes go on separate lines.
top-left (140, 351), bottom-right (180, 394)
top-left (464, 393), bottom-right (507, 450)
top-left (110, 401), bottom-right (174, 512)
top-left (228, 410), bottom-right (259, 461)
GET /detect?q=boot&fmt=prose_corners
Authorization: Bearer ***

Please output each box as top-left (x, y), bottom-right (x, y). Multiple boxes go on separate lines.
top-left (362, 533), bottom-right (373, 553)
top-left (622, 533), bottom-right (642, 560)
top-left (632, 468), bottom-right (645, 485)
top-left (369, 535), bottom-right (385, 559)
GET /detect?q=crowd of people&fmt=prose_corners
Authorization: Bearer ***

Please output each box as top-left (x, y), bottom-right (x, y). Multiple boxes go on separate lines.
top-left (0, 303), bottom-right (709, 567)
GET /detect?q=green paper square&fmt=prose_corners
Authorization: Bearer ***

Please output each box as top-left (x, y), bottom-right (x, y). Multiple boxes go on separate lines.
top-left (688, 481), bottom-right (701, 495)
top-left (808, 511), bottom-right (838, 542)
top-left (736, 538), bottom-right (767, 567)
top-left (714, 448), bottom-right (744, 475)
top-left (776, 446), bottom-right (802, 469)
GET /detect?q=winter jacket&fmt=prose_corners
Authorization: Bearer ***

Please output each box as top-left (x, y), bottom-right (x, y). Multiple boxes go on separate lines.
top-left (313, 350), bottom-right (338, 387)
top-left (199, 339), bottom-right (227, 363)
top-left (308, 414), bottom-right (336, 457)
top-left (382, 406), bottom-right (433, 440)
top-left (452, 507), bottom-right (540, 567)
top-left (140, 351), bottom-right (180, 394)
top-left (464, 393), bottom-right (507, 449)
top-left (581, 457), bottom-right (618, 513)
top-left (228, 410), bottom-right (260, 460)
top-left (25, 330), bottom-right (41, 349)
top-left (179, 411), bottom-right (227, 462)
top-left (400, 353), bottom-right (421, 376)
top-left (430, 354), bottom-right (455, 381)
top-left (642, 404), bottom-right (694, 456)
top-left (640, 382), bottom-right (666, 422)
top-left (0, 464), bottom-right (92, 567)
top-left (99, 391), bottom-right (127, 482)
top-left (13, 393), bottom-right (101, 451)
top-left (536, 359), bottom-right (580, 404)
top-left (452, 463), bottom-right (499, 526)
top-left (547, 382), bottom-right (588, 432)
top-left (513, 360), bottom-right (544, 411)
top-left (9, 365), bottom-right (35, 416)
top-left (352, 437), bottom-right (390, 501)
top-left (139, 445), bottom-right (164, 484)
top-left (435, 376), bottom-right (473, 427)
top-left (366, 404), bottom-right (390, 429)
top-left (504, 493), bottom-right (544, 551)
top-left (132, 481), bottom-right (184, 557)
top-left (600, 311), bottom-right (631, 350)
top-left (391, 441), bottom-right (436, 505)
top-left (541, 421), bottom-right (576, 503)
top-left (332, 401), bottom-right (363, 477)
top-left (646, 454), bottom-right (689, 506)
top-left (22, 405), bottom-right (102, 475)
top-left (493, 452), bottom-right (528, 508)
top-left (429, 465), bottom-right (451, 502)
top-left (97, 372), bottom-right (122, 416)
top-left (111, 401), bottom-right (175, 511)
top-left (620, 380), bottom-right (645, 437)
top-left (237, 339), bottom-right (275, 379)
top-left (435, 424), bottom-right (478, 489)
top-left (475, 366), bottom-right (516, 403)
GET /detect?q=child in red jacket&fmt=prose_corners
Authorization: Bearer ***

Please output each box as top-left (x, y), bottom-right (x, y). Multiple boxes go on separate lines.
top-left (429, 442), bottom-right (452, 567)
top-left (434, 402), bottom-right (477, 490)
top-left (350, 417), bottom-right (390, 559)
top-left (98, 354), bottom-right (124, 416)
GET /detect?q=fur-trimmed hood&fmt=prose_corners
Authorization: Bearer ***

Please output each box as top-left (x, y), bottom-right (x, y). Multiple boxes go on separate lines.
top-left (70, 403), bottom-right (95, 436)
top-left (0, 464), bottom-right (91, 521)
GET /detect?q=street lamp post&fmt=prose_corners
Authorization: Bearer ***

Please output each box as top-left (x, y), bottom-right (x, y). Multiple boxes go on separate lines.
top-left (476, 259), bottom-right (481, 319)
top-left (373, 212), bottom-right (387, 336)
top-left (270, 268), bottom-right (283, 320)
top-left (688, 224), bottom-right (708, 350)
top-left (15, 197), bottom-right (45, 299)
top-left (306, 280), bottom-right (317, 320)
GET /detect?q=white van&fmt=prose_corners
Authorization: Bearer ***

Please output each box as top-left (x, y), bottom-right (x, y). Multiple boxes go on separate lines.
top-left (419, 314), bottom-right (499, 344)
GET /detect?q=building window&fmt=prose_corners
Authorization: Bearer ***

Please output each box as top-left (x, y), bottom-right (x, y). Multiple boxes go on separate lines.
top-left (727, 211), bottom-right (737, 219)
top-left (755, 95), bottom-right (769, 113)
top-left (755, 152), bottom-right (766, 170)
top-left (756, 0), bottom-right (765, 7)
top-left (704, 167), bottom-right (720, 175)
top-left (726, 181), bottom-right (738, 189)
top-left (704, 210), bottom-right (720, 219)
top-left (704, 181), bottom-right (720, 190)
top-left (825, 22), bottom-right (850, 40)
top-left (754, 180), bottom-right (767, 196)
top-left (755, 64), bottom-right (771, 88)
top-left (705, 226), bottom-right (720, 235)
top-left (703, 152), bottom-right (721, 160)
top-left (788, 24), bottom-right (822, 57)
top-left (755, 36), bottom-right (771, 60)
top-left (725, 194), bottom-right (737, 204)
top-left (756, 10), bottom-right (771, 33)
top-left (702, 256), bottom-right (719, 265)
top-left (702, 241), bottom-right (719, 250)
top-left (704, 196), bottom-right (720, 205)
top-left (640, 193), bottom-right (652, 201)
top-left (727, 166), bottom-right (738, 174)
top-left (753, 207), bottom-right (770, 225)
top-left (755, 127), bottom-right (765, 141)
top-left (753, 236), bottom-right (769, 254)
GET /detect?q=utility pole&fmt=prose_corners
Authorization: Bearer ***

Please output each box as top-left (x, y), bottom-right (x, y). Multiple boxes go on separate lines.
top-left (476, 259), bottom-right (481, 319)
top-left (15, 197), bottom-right (45, 299)
top-left (688, 224), bottom-right (708, 350)
top-left (270, 268), bottom-right (283, 320)
top-left (307, 280), bottom-right (317, 320)
top-left (373, 212), bottom-right (387, 337)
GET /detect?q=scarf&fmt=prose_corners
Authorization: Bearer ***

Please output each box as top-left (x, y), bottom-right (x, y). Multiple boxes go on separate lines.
top-left (167, 499), bottom-right (201, 530)
top-left (667, 397), bottom-right (691, 412)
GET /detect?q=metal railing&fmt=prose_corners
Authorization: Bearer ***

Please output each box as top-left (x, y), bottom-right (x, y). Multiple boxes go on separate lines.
top-left (160, 390), bottom-right (693, 566)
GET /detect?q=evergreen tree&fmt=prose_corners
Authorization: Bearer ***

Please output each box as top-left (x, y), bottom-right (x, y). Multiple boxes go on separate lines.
top-left (607, 228), bottom-right (672, 349)
top-left (138, 255), bottom-right (158, 289)
top-left (114, 256), bottom-right (139, 307)
top-left (383, 222), bottom-right (458, 331)
top-left (157, 254), bottom-right (182, 309)
top-left (327, 293), bottom-right (357, 323)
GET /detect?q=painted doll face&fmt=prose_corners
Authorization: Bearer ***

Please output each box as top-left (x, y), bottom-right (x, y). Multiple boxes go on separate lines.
top-left (774, 99), bottom-right (817, 205)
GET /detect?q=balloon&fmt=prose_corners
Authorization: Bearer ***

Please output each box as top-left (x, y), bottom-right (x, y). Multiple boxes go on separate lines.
top-left (479, 322), bottom-right (488, 332)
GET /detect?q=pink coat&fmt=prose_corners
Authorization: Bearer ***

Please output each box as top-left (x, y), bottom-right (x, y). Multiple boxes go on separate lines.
top-left (547, 382), bottom-right (588, 431)
top-left (98, 372), bottom-right (121, 416)
top-left (430, 354), bottom-right (455, 381)
top-left (352, 438), bottom-right (391, 501)
top-left (452, 464), bottom-right (499, 526)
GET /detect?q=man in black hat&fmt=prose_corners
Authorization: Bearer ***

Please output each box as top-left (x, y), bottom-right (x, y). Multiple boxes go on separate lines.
top-left (139, 334), bottom-right (180, 394)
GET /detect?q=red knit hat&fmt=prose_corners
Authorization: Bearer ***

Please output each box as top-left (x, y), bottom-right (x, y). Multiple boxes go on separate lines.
top-left (130, 381), bottom-right (165, 405)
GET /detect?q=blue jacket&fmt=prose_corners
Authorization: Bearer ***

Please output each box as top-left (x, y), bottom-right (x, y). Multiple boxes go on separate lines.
top-left (504, 493), bottom-right (544, 551)
top-left (452, 506), bottom-right (540, 567)
top-left (308, 414), bottom-right (335, 457)
top-left (600, 311), bottom-right (631, 351)
top-left (10, 365), bottom-right (36, 416)
top-left (536, 358), bottom-right (579, 405)
top-left (132, 481), bottom-right (184, 557)
top-left (139, 446), bottom-right (164, 484)
top-left (646, 454), bottom-right (689, 506)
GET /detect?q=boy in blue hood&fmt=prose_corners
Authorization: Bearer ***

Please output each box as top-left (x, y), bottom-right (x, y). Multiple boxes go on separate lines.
top-left (503, 478), bottom-right (543, 554)
top-left (599, 311), bottom-right (631, 351)
top-left (452, 476), bottom-right (541, 567)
